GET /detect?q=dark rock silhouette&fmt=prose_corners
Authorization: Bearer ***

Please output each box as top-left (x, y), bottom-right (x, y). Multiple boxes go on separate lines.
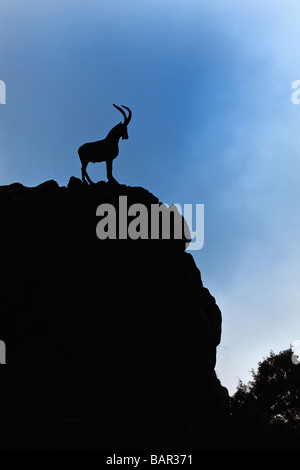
top-left (78, 104), bottom-right (132, 184)
top-left (0, 178), bottom-right (229, 449)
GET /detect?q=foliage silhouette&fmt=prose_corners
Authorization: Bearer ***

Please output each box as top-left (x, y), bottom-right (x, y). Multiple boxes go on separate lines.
top-left (229, 349), bottom-right (300, 449)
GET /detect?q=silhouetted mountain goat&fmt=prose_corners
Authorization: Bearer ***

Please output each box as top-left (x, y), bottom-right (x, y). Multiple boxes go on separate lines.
top-left (78, 104), bottom-right (132, 184)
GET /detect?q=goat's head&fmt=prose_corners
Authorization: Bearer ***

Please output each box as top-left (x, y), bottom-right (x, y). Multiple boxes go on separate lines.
top-left (113, 104), bottom-right (132, 140)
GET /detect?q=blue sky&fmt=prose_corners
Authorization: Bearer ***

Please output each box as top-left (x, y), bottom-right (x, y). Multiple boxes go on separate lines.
top-left (1, 0), bottom-right (300, 394)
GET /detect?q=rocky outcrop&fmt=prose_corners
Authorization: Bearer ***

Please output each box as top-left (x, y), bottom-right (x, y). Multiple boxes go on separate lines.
top-left (0, 178), bottom-right (228, 449)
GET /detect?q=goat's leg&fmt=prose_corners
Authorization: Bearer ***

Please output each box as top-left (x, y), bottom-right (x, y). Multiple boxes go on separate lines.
top-left (81, 164), bottom-right (86, 183)
top-left (84, 169), bottom-right (94, 184)
top-left (81, 161), bottom-right (93, 184)
top-left (106, 159), bottom-right (116, 182)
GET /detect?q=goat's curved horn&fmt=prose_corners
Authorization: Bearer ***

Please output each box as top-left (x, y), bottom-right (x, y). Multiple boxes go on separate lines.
top-left (121, 105), bottom-right (132, 125)
top-left (113, 103), bottom-right (127, 124)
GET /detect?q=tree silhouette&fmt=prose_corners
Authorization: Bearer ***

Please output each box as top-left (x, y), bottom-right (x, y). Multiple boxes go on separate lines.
top-left (232, 349), bottom-right (300, 426)
top-left (229, 349), bottom-right (300, 449)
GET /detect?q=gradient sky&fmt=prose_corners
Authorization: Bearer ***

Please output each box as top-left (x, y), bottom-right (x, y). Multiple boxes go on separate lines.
top-left (1, 0), bottom-right (300, 394)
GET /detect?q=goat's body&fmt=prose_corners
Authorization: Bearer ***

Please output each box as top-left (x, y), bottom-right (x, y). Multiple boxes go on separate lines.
top-left (78, 139), bottom-right (119, 164)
